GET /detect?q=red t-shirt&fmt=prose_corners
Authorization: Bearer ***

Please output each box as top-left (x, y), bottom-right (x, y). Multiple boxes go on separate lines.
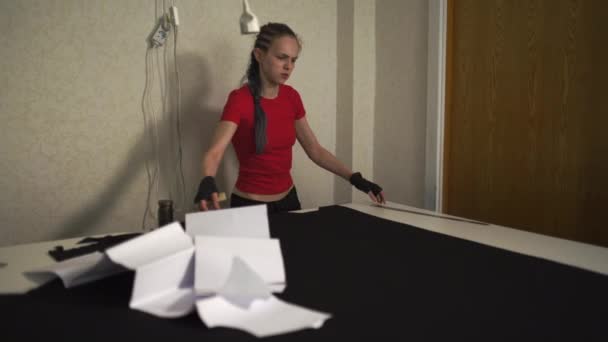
top-left (220, 84), bottom-right (306, 194)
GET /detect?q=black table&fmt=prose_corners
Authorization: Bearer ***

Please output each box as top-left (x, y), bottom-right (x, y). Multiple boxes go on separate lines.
top-left (1, 205), bottom-right (607, 341)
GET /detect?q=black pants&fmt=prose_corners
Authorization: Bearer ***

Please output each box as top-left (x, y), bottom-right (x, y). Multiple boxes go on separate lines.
top-left (230, 187), bottom-right (302, 214)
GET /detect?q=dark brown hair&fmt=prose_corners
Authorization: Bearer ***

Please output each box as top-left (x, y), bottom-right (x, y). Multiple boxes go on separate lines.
top-left (246, 23), bottom-right (300, 154)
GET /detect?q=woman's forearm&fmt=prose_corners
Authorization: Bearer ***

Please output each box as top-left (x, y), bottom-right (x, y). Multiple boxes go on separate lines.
top-left (202, 150), bottom-right (222, 177)
top-left (200, 121), bottom-right (238, 179)
top-left (309, 146), bottom-right (353, 181)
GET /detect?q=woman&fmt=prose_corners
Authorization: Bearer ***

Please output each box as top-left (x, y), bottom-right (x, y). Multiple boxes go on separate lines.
top-left (195, 23), bottom-right (384, 213)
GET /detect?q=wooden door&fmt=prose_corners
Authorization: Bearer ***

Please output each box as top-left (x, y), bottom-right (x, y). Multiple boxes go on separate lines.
top-left (444, 0), bottom-right (608, 246)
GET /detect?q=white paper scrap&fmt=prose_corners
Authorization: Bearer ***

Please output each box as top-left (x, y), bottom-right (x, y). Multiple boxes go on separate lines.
top-left (106, 222), bottom-right (192, 270)
top-left (197, 297), bottom-right (331, 337)
top-left (130, 247), bottom-right (196, 318)
top-left (217, 257), bottom-right (272, 308)
top-left (25, 251), bottom-right (125, 288)
top-left (186, 204), bottom-right (269, 238)
top-left (194, 236), bottom-right (285, 296)
top-left (196, 257), bottom-right (331, 337)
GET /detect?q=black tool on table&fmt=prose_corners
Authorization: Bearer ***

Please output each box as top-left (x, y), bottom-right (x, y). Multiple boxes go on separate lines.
top-left (48, 233), bottom-right (141, 262)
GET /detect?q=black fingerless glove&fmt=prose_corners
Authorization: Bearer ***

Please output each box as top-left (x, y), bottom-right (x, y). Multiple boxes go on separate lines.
top-left (194, 176), bottom-right (219, 203)
top-left (349, 172), bottom-right (383, 196)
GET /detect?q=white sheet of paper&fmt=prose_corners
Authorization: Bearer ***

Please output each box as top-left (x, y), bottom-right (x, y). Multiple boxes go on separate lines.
top-left (130, 247), bottom-right (196, 318)
top-left (185, 205), bottom-right (270, 238)
top-left (194, 236), bottom-right (285, 296)
top-left (196, 257), bottom-right (330, 338)
top-left (106, 223), bottom-right (192, 270)
top-left (217, 257), bottom-right (271, 308)
top-left (197, 297), bottom-right (331, 338)
top-left (25, 251), bottom-right (125, 288)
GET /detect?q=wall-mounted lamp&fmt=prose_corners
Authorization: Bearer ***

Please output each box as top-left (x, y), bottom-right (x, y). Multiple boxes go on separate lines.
top-left (240, 0), bottom-right (260, 34)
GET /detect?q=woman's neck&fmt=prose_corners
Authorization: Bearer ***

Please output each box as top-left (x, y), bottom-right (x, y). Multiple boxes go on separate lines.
top-left (259, 75), bottom-right (280, 99)
top-left (261, 85), bottom-right (279, 99)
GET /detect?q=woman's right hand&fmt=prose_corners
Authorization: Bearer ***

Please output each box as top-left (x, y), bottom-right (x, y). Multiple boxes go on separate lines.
top-left (199, 192), bottom-right (221, 211)
top-left (197, 122), bottom-right (237, 211)
top-left (194, 176), bottom-right (221, 211)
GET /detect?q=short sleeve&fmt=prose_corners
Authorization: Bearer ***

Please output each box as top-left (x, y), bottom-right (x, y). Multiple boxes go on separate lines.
top-left (220, 90), bottom-right (242, 124)
top-left (290, 88), bottom-right (306, 120)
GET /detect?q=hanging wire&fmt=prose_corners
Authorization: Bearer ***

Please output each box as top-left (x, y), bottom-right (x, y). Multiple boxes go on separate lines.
top-left (142, 46), bottom-right (162, 230)
top-left (142, 0), bottom-right (187, 229)
top-left (173, 25), bottom-right (187, 214)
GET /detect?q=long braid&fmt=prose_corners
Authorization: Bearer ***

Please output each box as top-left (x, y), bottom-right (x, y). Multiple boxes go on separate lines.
top-left (245, 23), bottom-right (300, 155)
top-left (247, 54), bottom-right (267, 154)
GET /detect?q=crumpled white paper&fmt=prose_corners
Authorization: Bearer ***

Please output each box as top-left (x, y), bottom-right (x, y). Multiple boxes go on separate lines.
top-left (25, 205), bottom-right (331, 337)
top-left (197, 256), bottom-right (331, 337)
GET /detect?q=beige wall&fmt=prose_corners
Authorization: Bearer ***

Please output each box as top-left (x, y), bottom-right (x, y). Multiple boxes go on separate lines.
top-left (351, 0), bottom-right (377, 204)
top-left (375, 0), bottom-right (429, 207)
top-left (334, 0), bottom-right (354, 204)
top-left (0, 0), bottom-right (429, 246)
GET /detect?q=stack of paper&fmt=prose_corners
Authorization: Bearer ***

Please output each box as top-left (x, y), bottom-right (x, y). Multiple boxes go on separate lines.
top-left (25, 205), bottom-right (330, 337)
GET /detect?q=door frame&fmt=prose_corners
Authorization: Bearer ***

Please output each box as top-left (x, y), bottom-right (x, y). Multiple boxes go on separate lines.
top-left (424, 0), bottom-right (449, 212)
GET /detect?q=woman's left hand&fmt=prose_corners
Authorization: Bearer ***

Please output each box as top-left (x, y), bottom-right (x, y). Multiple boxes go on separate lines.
top-left (350, 172), bottom-right (385, 204)
top-left (368, 190), bottom-right (386, 204)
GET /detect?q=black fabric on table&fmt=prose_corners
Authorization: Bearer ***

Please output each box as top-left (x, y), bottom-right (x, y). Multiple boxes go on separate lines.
top-left (1, 205), bottom-right (607, 341)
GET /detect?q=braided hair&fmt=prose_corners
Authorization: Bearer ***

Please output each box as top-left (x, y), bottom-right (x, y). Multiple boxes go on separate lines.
top-left (246, 23), bottom-right (300, 154)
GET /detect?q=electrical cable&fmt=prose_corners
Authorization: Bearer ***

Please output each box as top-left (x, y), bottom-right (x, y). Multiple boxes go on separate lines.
top-left (141, 9), bottom-right (167, 229)
top-left (141, 48), bottom-right (153, 230)
top-left (162, 25), bottom-right (174, 204)
top-left (142, 47), bottom-right (161, 230)
top-left (173, 25), bottom-right (187, 214)
top-left (141, 1), bottom-right (187, 228)
top-left (149, 43), bottom-right (162, 225)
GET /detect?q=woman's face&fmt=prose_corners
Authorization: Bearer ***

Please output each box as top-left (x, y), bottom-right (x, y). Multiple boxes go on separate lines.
top-left (255, 36), bottom-right (300, 87)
